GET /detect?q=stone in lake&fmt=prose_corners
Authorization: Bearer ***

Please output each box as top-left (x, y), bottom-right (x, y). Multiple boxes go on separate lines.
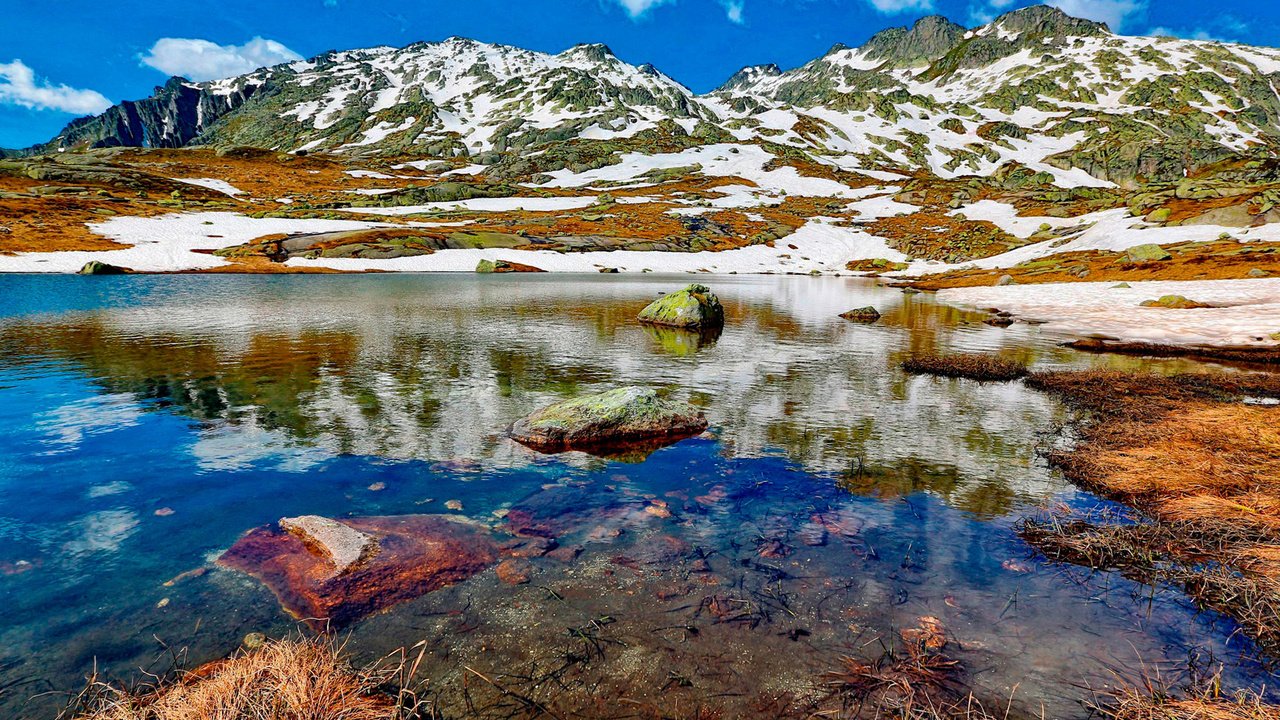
top-left (218, 515), bottom-right (499, 629)
top-left (839, 306), bottom-right (881, 323)
top-left (77, 260), bottom-right (127, 275)
top-left (637, 284), bottom-right (725, 329)
top-left (509, 386), bottom-right (707, 455)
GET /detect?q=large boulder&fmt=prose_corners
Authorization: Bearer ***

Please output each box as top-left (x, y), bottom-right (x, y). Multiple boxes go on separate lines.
top-left (77, 261), bottom-right (127, 275)
top-left (476, 258), bottom-right (545, 273)
top-left (218, 515), bottom-right (499, 629)
top-left (637, 284), bottom-right (725, 329)
top-left (509, 386), bottom-right (707, 454)
top-left (1126, 244), bottom-right (1172, 262)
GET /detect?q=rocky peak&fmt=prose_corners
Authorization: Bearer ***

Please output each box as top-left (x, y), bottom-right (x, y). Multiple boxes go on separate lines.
top-left (861, 15), bottom-right (966, 67)
top-left (990, 5), bottom-right (1111, 37)
top-left (716, 63), bottom-right (782, 92)
top-left (564, 43), bottom-right (617, 63)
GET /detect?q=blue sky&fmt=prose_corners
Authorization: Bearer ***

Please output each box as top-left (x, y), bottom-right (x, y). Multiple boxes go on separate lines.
top-left (1, 0), bottom-right (1276, 148)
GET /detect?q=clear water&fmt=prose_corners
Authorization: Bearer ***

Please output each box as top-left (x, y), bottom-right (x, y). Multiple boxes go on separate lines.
top-left (0, 274), bottom-right (1271, 718)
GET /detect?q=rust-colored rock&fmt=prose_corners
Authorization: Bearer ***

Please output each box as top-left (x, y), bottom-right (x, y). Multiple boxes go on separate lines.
top-left (496, 559), bottom-right (533, 585)
top-left (218, 515), bottom-right (499, 629)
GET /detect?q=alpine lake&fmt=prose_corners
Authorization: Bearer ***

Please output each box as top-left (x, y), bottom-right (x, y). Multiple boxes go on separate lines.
top-left (0, 273), bottom-right (1273, 718)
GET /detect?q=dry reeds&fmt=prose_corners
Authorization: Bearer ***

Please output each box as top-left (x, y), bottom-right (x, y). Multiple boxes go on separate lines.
top-left (902, 354), bottom-right (1029, 382)
top-left (1096, 684), bottom-right (1280, 720)
top-left (67, 636), bottom-right (416, 720)
top-left (1022, 370), bottom-right (1280, 660)
top-left (820, 620), bottom-right (1009, 720)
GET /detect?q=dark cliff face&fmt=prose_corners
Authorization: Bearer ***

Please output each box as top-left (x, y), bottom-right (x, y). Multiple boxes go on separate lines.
top-left (22, 77), bottom-right (264, 155)
top-left (993, 5), bottom-right (1110, 37)
top-left (860, 15), bottom-right (967, 67)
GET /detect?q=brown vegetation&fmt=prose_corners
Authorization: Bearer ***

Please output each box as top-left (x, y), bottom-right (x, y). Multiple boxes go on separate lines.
top-left (68, 636), bottom-right (404, 720)
top-left (907, 239), bottom-right (1280, 290)
top-left (1021, 370), bottom-right (1280, 657)
top-left (821, 618), bottom-right (1006, 720)
top-left (865, 211), bottom-right (1024, 263)
top-left (1067, 339), bottom-right (1280, 367)
top-left (1097, 686), bottom-right (1280, 720)
top-left (902, 354), bottom-right (1029, 382)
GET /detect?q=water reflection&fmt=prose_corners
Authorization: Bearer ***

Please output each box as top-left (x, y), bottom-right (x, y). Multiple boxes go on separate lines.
top-left (0, 274), bottom-right (1080, 507)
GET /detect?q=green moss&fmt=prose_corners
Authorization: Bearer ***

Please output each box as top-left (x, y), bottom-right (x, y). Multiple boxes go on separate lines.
top-left (637, 284), bottom-right (725, 329)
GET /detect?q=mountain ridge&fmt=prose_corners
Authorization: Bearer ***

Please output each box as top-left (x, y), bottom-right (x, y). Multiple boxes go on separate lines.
top-left (10, 6), bottom-right (1280, 190)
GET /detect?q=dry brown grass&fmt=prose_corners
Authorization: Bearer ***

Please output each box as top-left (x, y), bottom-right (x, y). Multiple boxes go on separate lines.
top-left (68, 637), bottom-right (409, 720)
top-left (1066, 339), bottom-right (1280, 367)
top-left (1098, 688), bottom-right (1280, 720)
top-left (1022, 370), bottom-right (1280, 659)
top-left (902, 354), bottom-right (1029, 382)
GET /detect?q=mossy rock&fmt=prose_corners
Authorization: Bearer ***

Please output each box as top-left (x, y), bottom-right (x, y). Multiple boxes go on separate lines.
top-left (1140, 295), bottom-right (1211, 309)
top-left (1126, 244), bottom-right (1172, 262)
top-left (839, 306), bottom-right (881, 323)
top-left (77, 260), bottom-right (127, 275)
top-left (508, 386), bottom-right (707, 454)
top-left (637, 284), bottom-right (725, 329)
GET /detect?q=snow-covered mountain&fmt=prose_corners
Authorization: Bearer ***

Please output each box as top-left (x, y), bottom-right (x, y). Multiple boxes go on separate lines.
top-left (24, 6), bottom-right (1280, 188)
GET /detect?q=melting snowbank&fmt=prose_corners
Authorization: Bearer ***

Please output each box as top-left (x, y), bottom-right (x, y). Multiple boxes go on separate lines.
top-left (937, 279), bottom-right (1280, 347)
top-left (0, 212), bottom-right (393, 273)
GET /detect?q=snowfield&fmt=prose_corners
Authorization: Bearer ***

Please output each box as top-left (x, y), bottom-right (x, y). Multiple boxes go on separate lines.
top-left (0, 213), bottom-right (394, 273)
top-left (937, 279), bottom-right (1280, 347)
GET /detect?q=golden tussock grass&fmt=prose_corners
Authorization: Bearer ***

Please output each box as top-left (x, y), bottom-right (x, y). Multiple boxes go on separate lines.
top-left (1099, 689), bottom-right (1280, 720)
top-left (1022, 370), bottom-right (1280, 659)
top-left (68, 637), bottom-right (410, 720)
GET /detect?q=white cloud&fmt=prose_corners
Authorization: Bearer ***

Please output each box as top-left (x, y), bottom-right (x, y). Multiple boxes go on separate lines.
top-left (610, 0), bottom-right (675, 18)
top-left (0, 60), bottom-right (111, 115)
top-left (720, 0), bottom-right (745, 23)
top-left (1044, 0), bottom-right (1146, 30)
top-left (866, 0), bottom-right (936, 14)
top-left (140, 37), bottom-right (303, 82)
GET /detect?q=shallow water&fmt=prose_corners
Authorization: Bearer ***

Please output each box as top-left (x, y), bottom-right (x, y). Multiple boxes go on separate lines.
top-left (0, 273), bottom-right (1272, 718)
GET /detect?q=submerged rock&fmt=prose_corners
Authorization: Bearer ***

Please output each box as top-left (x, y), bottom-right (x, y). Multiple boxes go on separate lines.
top-left (77, 260), bottom-right (127, 275)
top-left (839, 306), bottom-right (881, 323)
top-left (508, 386), bottom-right (707, 454)
top-left (218, 515), bottom-right (499, 629)
top-left (637, 284), bottom-right (725, 329)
